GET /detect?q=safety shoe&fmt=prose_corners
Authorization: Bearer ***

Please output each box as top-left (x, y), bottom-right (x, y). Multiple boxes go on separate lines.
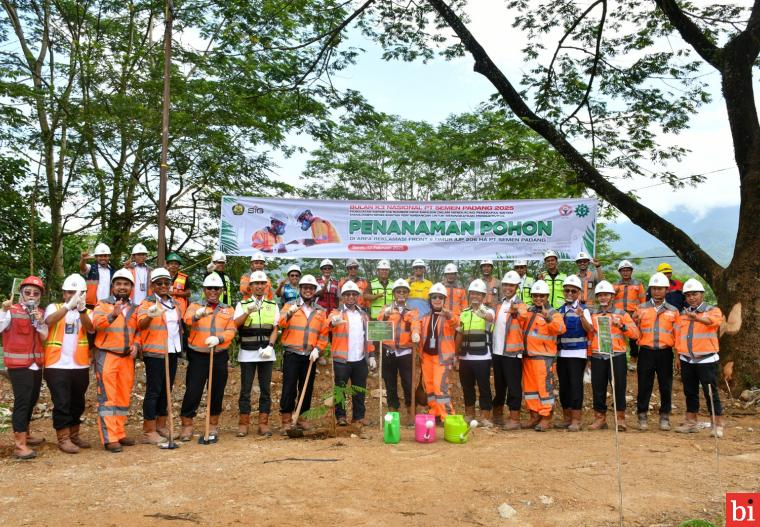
top-left (588, 411), bottom-right (608, 430)
top-left (56, 428), bottom-right (80, 454)
top-left (711, 425), bottom-right (724, 439)
top-left (26, 430), bottom-right (44, 446)
top-left (554, 408), bottom-right (572, 429)
top-left (534, 416), bottom-right (552, 432)
top-left (280, 413), bottom-right (293, 436)
top-left (616, 411), bottom-right (627, 432)
top-left (502, 411), bottom-right (521, 431)
top-left (637, 413), bottom-right (648, 431)
top-left (492, 406), bottom-right (505, 427)
top-left (567, 410), bottom-right (583, 432)
top-left (521, 411), bottom-right (541, 429)
top-left (70, 425), bottom-right (91, 448)
top-left (119, 436), bottom-right (136, 446)
top-left (179, 416), bottom-right (194, 441)
top-left (13, 432), bottom-right (37, 460)
top-left (337, 416), bottom-right (348, 426)
top-left (258, 413), bottom-right (272, 437)
top-left (237, 413), bottom-right (250, 437)
top-left (156, 416), bottom-right (171, 439)
top-left (105, 442), bottom-right (123, 453)
top-left (675, 420), bottom-right (698, 434)
top-left (659, 415), bottom-right (671, 431)
top-left (141, 420), bottom-right (163, 444)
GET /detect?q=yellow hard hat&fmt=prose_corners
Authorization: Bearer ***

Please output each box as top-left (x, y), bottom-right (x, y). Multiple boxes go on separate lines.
top-left (656, 262), bottom-right (673, 273)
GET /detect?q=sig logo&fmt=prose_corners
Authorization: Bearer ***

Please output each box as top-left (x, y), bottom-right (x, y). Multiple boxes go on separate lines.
top-left (247, 206), bottom-right (264, 214)
top-left (558, 204), bottom-right (573, 217)
top-left (726, 493), bottom-right (760, 526)
top-left (231, 203), bottom-right (245, 216)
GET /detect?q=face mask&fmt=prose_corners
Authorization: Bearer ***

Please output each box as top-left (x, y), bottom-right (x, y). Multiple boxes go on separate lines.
top-left (273, 223), bottom-right (286, 235)
top-left (300, 219), bottom-right (311, 231)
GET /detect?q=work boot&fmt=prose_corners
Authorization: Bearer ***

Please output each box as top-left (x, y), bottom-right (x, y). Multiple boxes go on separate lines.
top-left (710, 417), bottom-right (725, 439)
top-left (119, 436), bottom-right (136, 446)
top-left (492, 406), bottom-right (505, 427)
top-left (479, 410), bottom-right (494, 428)
top-left (13, 432), bottom-right (37, 460)
top-left (237, 413), bottom-right (250, 437)
top-left (567, 409), bottom-right (582, 432)
top-left (464, 406), bottom-right (476, 424)
top-left (56, 428), bottom-right (80, 454)
top-left (637, 412), bottom-right (648, 431)
top-left (69, 424), bottom-right (91, 448)
top-left (675, 412), bottom-right (698, 434)
top-left (179, 416), bottom-right (194, 441)
top-left (258, 413), bottom-right (271, 437)
top-left (534, 415), bottom-right (552, 432)
top-left (521, 411), bottom-right (541, 429)
top-left (616, 411), bottom-right (627, 432)
top-left (659, 414), bottom-right (671, 431)
top-left (105, 442), bottom-right (123, 453)
top-left (554, 408), bottom-right (572, 429)
top-left (156, 416), bottom-right (171, 439)
top-left (502, 410), bottom-right (521, 431)
top-left (337, 416), bottom-right (348, 426)
top-left (588, 411), bottom-right (608, 430)
top-left (26, 428), bottom-right (44, 446)
top-left (209, 415), bottom-right (220, 437)
top-left (141, 420), bottom-right (163, 445)
top-left (280, 412), bottom-right (293, 436)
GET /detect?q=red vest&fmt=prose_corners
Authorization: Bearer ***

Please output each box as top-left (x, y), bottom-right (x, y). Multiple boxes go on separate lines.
top-left (2, 304), bottom-right (44, 368)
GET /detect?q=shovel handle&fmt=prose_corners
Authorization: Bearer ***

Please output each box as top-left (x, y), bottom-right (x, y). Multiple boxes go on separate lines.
top-left (203, 346), bottom-right (216, 440)
top-left (292, 357), bottom-right (315, 425)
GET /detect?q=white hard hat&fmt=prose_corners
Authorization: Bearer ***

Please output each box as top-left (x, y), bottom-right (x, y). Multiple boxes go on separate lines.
top-left (341, 281), bottom-right (362, 295)
top-left (530, 280), bottom-right (550, 295)
top-left (501, 271), bottom-right (521, 285)
top-left (270, 212), bottom-right (288, 223)
top-left (595, 280), bottom-right (616, 295)
top-left (131, 243), bottom-right (148, 255)
top-left (468, 279), bottom-right (487, 294)
top-left (428, 283), bottom-right (448, 297)
top-left (93, 243), bottom-right (111, 256)
top-left (648, 272), bottom-right (670, 288)
top-left (150, 268), bottom-right (171, 282)
top-left (112, 268), bottom-right (135, 284)
top-left (212, 250), bottom-right (226, 263)
top-left (250, 252), bottom-right (265, 262)
top-left (543, 250), bottom-right (558, 260)
top-left (513, 260), bottom-right (528, 266)
top-left (562, 275), bottom-right (583, 290)
top-left (299, 274), bottom-right (319, 287)
top-left (443, 263), bottom-right (458, 274)
top-left (617, 259), bottom-right (634, 270)
top-left (250, 271), bottom-right (268, 283)
top-left (320, 258), bottom-right (334, 269)
top-left (286, 264), bottom-right (302, 275)
top-left (377, 259), bottom-right (391, 270)
top-left (412, 258), bottom-right (426, 268)
top-left (345, 258), bottom-right (360, 267)
top-left (203, 273), bottom-right (224, 288)
top-left (62, 274), bottom-right (86, 292)
top-left (392, 278), bottom-right (410, 292)
top-left (682, 278), bottom-right (705, 293)
top-left (480, 260), bottom-right (494, 267)
top-left (575, 251), bottom-right (591, 261)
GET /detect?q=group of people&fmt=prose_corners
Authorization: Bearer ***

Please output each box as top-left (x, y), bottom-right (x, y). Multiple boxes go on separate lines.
top-left (1, 244), bottom-right (730, 460)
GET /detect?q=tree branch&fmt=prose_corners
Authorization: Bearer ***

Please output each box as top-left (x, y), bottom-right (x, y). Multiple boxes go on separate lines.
top-left (654, 0), bottom-right (723, 69)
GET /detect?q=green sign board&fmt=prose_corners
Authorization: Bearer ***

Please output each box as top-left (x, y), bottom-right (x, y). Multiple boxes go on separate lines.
top-left (367, 320), bottom-right (394, 341)
top-left (597, 316), bottom-right (614, 355)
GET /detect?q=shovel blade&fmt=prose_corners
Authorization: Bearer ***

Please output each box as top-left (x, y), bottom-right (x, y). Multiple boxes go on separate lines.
top-left (159, 441), bottom-right (180, 449)
top-left (198, 433), bottom-right (218, 445)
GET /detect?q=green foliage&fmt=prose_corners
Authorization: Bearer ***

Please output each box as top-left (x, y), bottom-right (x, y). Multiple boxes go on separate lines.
top-left (300, 382), bottom-right (367, 421)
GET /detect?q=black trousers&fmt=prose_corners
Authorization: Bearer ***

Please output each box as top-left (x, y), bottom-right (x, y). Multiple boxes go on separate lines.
top-left (492, 354), bottom-right (523, 411)
top-left (180, 350), bottom-right (229, 417)
top-left (143, 354), bottom-right (178, 420)
top-left (280, 352), bottom-right (316, 414)
top-left (459, 359), bottom-right (492, 410)
top-left (590, 354), bottom-right (627, 413)
top-left (636, 346), bottom-right (673, 415)
top-left (239, 361), bottom-right (273, 414)
top-left (334, 359), bottom-right (369, 420)
top-left (629, 338), bottom-right (640, 359)
top-left (44, 367), bottom-right (90, 429)
top-left (557, 356), bottom-right (586, 410)
top-left (681, 360), bottom-right (722, 416)
top-left (8, 368), bottom-right (42, 433)
top-left (381, 351), bottom-right (412, 410)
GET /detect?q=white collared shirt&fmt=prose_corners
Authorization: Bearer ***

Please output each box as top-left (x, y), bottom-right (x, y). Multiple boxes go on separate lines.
top-left (492, 295), bottom-right (520, 358)
top-left (133, 265), bottom-right (149, 304)
top-left (162, 302), bottom-right (182, 354)
top-left (345, 308), bottom-right (365, 362)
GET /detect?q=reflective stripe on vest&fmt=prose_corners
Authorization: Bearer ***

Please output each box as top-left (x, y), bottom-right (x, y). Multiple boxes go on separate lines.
top-left (239, 299), bottom-right (277, 349)
top-left (459, 309), bottom-right (488, 355)
top-left (43, 304), bottom-right (90, 367)
top-left (369, 280), bottom-right (394, 319)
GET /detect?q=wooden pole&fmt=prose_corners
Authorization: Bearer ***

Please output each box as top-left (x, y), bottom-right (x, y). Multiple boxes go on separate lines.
top-left (157, 0), bottom-right (173, 267)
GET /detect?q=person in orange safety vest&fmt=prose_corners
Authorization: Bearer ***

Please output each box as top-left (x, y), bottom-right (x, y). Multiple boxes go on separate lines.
top-left (613, 260), bottom-right (646, 365)
top-left (240, 252), bottom-right (274, 301)
top-left (441, 263), bottom-right (468, 316)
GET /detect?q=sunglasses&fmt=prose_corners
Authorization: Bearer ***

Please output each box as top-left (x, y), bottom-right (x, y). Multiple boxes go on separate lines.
top-left (153, 280), bottom-right (172, 286)
top-left (563, 288), bottom-right (579, 294)
top-left (205, 286), bottom-right (222, 291)
top-left (430, 294), bottom-right (445, 300)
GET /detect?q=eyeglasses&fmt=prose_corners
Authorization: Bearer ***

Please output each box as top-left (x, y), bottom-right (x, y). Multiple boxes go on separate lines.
top-left (153, 280), bottom-right (171, 286)
top-left (288, 273), bottom-right (300, 278)
top-left (563, 288), bottom-right (579, 294)
top-left (205, 286), bottom-right (222, 291)
top-left (430, 294), bottom-right (445, 300)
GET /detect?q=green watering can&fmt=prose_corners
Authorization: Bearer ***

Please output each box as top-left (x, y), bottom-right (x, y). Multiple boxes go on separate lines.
top-left (444, 415), bottom-right (478, 444)
top-left (383, 412), bottom-right (400, 444)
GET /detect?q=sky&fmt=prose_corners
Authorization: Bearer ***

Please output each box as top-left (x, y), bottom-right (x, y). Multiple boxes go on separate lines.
top-left (270, 0), bottom-right (744, 222)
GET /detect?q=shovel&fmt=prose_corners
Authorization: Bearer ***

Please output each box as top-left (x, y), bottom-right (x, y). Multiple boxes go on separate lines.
top-left (199, 346), bottom-right (218, 445)
top-left (159, 347), bottom-right (180, 450)
top-left (287, 358), bottom-right (316, 439)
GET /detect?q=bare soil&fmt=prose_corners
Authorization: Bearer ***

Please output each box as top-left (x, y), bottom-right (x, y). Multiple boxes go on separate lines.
top-left (0, 361), bottom-right (758, 527)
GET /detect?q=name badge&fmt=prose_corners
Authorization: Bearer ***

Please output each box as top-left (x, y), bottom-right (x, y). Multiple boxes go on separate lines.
top-left (140, 283), bottom-right (146, 291)
top-left (65, 323), bottom-right (76, 335)
top-left (429, 336), bottom-right (436, 348)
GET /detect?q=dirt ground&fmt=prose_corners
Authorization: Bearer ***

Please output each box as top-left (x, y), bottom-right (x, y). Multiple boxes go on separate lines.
top-left (0, 360), bottom-right (758, 527)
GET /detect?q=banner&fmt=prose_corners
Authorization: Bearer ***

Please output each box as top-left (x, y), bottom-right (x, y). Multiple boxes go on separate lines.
top-left (219, 196), bottom-right (597, 260)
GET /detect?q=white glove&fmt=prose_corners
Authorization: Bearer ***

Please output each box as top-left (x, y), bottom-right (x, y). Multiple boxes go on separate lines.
top-left (368, 356), bottom-right (377, 370)
top-left (195, 306), bottom-right (207, 319)
top-left (309, 347), bottom-right (320, 362)
top-left (260, 345), bottom-right (274, 359)
top-left (411, 332), bottom-right (420, 343)
top-left (247, 302), bottom-right (260, 313)
top-left (66, 293), bottom-right (80, 311)
top-left (77, 297), bottom-right (86, 312)
top-left (330, 314), bottom-right (343, 326)
top-left (147, 305), bottom-right (162, 318)
top-left (288, 303), bottom-right (300, 315)
top-left (205, 336), bottom-right (220, 348)
top-left (382, 306), bottom-right (392, 317)
top-left (475, 304), bottom-right (489, 318)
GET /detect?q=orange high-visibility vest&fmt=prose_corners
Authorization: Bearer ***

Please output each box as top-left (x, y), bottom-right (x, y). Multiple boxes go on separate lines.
top-left (85, 264), bottom-right (114, 306)
top-left (419, 311), bottom-right (460, 365)
top-left (337, 277), bottom-right (369, 308)
top-left (675, 303), bottom-right (723, 360)
top-left (279, 302), bottom-right (329, 353)
top-left (479, 276), bottom-right (501, 308)
top-left (635, 300), bottom-right (679, 349)
top-left (445, 285), bottom-right (468, 316)
top-left (311, 218), bottom-right (340, 244)
top-left (240, 272), bottom-right (274, 301)
top-left (519, 307), bottom-right (565, 357)
top-left (498, 299), bottom-right (528, 356)
top-left (376, 304), bottom-right (420, 350)
top-left (328, 307), bottom-right (374, 362)
top-left (183, 302), bottom-right (236, 353)
top-left (613, 279), bottom-right (646, 313)
top-left (577, 270), bottom-right (597, 305)
top-left (171, 271), bottom-right (189, 313)
top-left (251, 227), bottom-right (283, 252)
top-left (587, 307), bottom-right (640, 357)
top-left (136, 296), bottom-right (185, 358)
top-left (43, 304), bottom-right (90, 367)
top-left (92, 297), bottom-right (138, 355)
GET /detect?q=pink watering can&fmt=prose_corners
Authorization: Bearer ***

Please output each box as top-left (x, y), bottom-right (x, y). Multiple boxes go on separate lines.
top-left (415, 414), bottom-right (436, 443)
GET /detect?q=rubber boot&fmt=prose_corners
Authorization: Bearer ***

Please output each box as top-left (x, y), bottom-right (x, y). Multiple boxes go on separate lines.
top-left (179, 416), bottom-right (194, 441)
top-left (56, 427), bottom-right (80, 454)
top-left (258, 413), bottom-right (272, 437)
top-left (156, 416), bottom-right (171, 439)
top-left (141, 420), bottom-right (163, 444)
top-left (209, 415), bottom-right (220, 437)
top-left (13, 432), bottom-right (37, 460)
top-left (588, 411), bottom-right (608, 430)
top-left (535, 412), bottom-right (552, 432)
top-left (492, 405), bottom-right (505, 427)
top-left (554, 408), bottom-right (572, 429)
top-left (237, 413), bottom-right (250, 437)
top-left (502, 410), bottom-right (521, 431)
top-left (659, 414), bottom-right (671, 431)
top-left (70, 424), bottom-right (91, 448)
top-left (280, 412), bottom-right (292, 436)
top-left (616, 411), bottom-right (627, 432)
top-left (521, 411), bottom-right (541, 429)
top-left (638, 412), bottom-right (648, 431)
top-left (479, 410), bottom-right (494, 428)
top-left (567, 409), bottom-right (582, 432)
top-left (675, 412), bottom-right (699, 434)
top-left (26, 427), bottom-right (44, 446)
top-left (464, 406), bottom-right (476, 424)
